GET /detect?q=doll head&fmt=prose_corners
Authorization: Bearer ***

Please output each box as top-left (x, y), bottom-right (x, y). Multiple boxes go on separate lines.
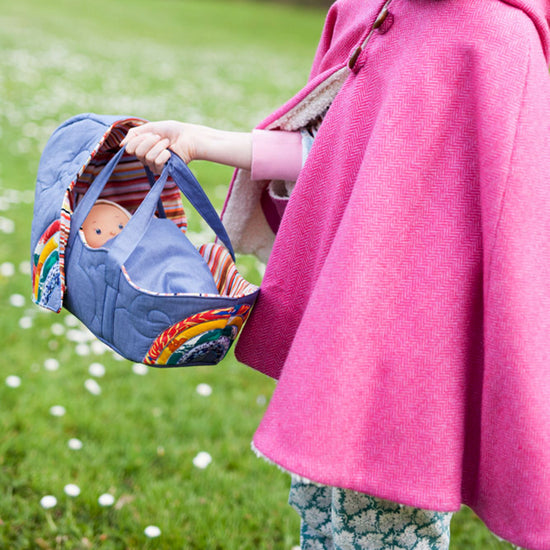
top-left (81, 199), bottom-right (131, 248)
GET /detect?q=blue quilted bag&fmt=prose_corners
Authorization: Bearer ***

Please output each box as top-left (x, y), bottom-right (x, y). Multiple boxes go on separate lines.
top-left (31, 114), bottom-right (259, 366)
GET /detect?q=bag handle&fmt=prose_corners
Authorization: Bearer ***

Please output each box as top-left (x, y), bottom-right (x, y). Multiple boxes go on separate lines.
top-left (144, 166), bottom-right (166, 219)
top-left (68, 147), bottom-right (235, 260)
top-left (68, 147), bottom-right (126, 250)
top-left (167, 152), bottom-right (235, 259)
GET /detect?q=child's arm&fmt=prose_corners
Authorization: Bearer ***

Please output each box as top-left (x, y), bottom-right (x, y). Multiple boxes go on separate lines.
top-left (251, 129), bottom-right (302, 182)
top-left (121, 121), bottom-right (253, 173)
top-left (120, 121), bottom-right (303, 182)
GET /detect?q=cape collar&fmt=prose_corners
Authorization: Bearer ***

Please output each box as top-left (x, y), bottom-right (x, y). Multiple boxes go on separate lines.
top-left (501, 0), bottom-right (550, 62)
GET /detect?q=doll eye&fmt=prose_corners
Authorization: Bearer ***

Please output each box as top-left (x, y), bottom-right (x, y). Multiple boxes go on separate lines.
top-left (95, 228), bottom-right (102, 235)
top-left (118, 224), bottom-right (124, 230)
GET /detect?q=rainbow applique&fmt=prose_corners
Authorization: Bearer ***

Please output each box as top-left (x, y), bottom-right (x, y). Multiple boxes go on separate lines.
top-left (144, 304), bottom-right (252, 366)
top-left (32, 220), bottom-right (62, 311)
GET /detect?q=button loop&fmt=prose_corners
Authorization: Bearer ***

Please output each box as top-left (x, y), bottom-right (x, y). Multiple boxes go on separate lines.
top-left (348, 0), bottom-right (394, 71)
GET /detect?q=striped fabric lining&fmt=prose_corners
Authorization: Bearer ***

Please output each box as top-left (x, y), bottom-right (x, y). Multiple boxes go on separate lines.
top-left (199, 243), bottom-right (258, 298)
top-left (57, 193), bottom-right (72, 301)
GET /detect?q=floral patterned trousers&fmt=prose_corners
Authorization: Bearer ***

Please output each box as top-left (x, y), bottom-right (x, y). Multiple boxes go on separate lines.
top-left (289, 478), bottom-right (452, 550)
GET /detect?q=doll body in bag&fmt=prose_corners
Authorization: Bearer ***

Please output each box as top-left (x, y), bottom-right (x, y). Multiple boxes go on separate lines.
top-left (80, 199), bottom-right (219, 296)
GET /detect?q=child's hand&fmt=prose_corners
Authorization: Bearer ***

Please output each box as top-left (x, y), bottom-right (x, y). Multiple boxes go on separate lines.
top-left (121, 121), bottom-right (199, 173)
top-left (121, 121), bottom-right (253, 174)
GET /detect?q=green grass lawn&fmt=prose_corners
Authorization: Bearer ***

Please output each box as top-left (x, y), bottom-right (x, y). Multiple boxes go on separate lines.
top-left (0, 0), bottom-right (518, 548)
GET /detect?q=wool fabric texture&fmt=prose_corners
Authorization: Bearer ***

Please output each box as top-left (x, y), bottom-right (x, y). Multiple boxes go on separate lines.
top-left (226, 0), bottom-right (550, 548)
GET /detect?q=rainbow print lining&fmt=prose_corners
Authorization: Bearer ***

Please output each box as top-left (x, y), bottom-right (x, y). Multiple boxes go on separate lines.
top-left (32, 220), bottom-right (61, 309)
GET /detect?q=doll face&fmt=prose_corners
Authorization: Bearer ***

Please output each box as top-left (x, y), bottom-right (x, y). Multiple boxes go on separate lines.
top-left (82, 202), bottom-right (130, 248)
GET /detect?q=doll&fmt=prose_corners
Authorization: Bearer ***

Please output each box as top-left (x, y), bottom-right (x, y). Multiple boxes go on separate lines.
top-left (81, 199), bottom-right (131, 248)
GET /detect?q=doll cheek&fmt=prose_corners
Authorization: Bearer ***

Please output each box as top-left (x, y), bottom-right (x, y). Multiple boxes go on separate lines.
top-left (88, 234), bottom-right (103, 248)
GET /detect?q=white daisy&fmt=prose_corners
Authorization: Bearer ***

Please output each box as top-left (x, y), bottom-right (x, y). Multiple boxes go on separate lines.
top-left (9, 294), bottom-right (25, 307)
top-left (19, 316), bottom-right (32, 329)
top-left (64, 315), bottom-right (80, 327)
top-left (40, 495), bottom-right (57, 509)
top-left (196, 383), bottom-right (212, 397)
top-left (132, 363), bottom-right (148, 376)
top-left (144, 525), bottom-right (161, 538)
top-left (5, 375), bottom-right (21, 388)
top-left (0, 262), bottom-right (15, 277)
top-left (44, 358), bottom-right (60, 372)
top-left (88, 363), bottom-right (105, 378)
top-left (66, 329), bottom-right (89, 343)
top-left (91, 340), bottom-right (108, 355)
top-left (64, 484), bottom-right (80, 497)
top-left (50, 323), bottom-right (65, 336)
top-left (98, 493), bottom-right (115, 507)
top-left (0, 217), bottom-right (15, 234)
top-left (192, 451), bottom-right (212, 469)
top-left (49, 405), bottom-right (66, 417)
top-left (68, 438), bottom-right (83, 451)
top-left (84, 379), bottom-right (101, 395)
top-left (75, 344), bottom-right (91, 357)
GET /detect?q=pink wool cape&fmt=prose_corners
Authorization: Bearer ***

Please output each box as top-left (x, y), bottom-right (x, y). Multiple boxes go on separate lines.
top-left (222, 0), bottom-right (550, 548)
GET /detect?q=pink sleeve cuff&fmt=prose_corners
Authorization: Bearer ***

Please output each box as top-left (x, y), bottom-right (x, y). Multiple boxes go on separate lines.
top-left (251, 129), bottom-right (303, 182)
